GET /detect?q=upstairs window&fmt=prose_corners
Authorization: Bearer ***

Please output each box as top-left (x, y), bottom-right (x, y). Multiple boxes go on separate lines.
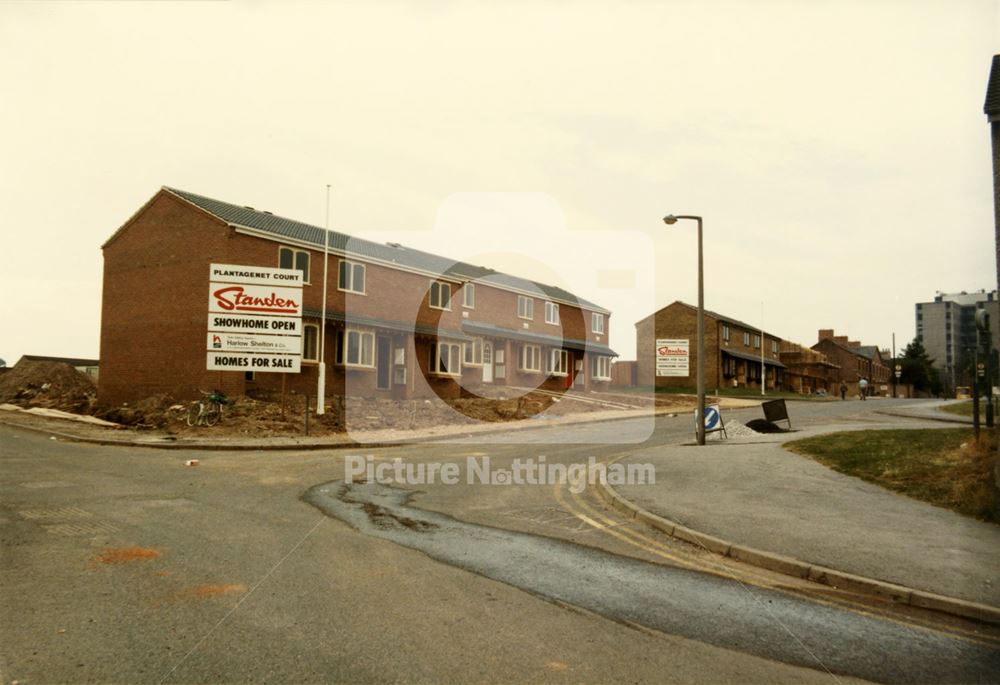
top-left (722, 325), bottom-right (730, 342)
top-left (338, 260), bottom-right (366, 294)
top-left (463, 283), bottom-right (476, 308)
top-left (545, 302), bottom-right (560, 325)
top-left (743, 331), bottom-right (750, 346)
top-left (279, 246), bottom-right (310, 283)
top-left (517, 295), bottom-right (534, 320)
top-left (753, 335), bottom-right (761, 349)
top-left (771, 340), bottom-right (778, 354)
top-left (430, 281), bottom-right (451, 310)
top-left (592, 313), bottom-right (605, 334)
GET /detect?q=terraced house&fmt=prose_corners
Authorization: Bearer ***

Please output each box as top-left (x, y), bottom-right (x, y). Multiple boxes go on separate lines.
top-left (97, 187), bottom-right (616, 405)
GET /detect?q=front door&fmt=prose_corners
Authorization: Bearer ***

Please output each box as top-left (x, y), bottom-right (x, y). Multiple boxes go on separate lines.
top-left (376, 336), bottom-right (391, 390)
top-left (482, 341), bottom-right (493, 383)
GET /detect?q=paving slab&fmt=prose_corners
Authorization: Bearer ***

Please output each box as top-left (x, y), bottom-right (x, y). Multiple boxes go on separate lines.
top-left (615, 420), bottom-right (1000, 607)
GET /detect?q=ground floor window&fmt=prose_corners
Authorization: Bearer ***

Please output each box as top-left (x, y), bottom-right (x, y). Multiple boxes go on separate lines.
top-left (747, 363), bottom-right (761, 382)
top-left (519, 344), bottom-right (541, 372)
top-left (723, 356), bottom-right (737, 378)
top-left (495, 349), bottom-right (507, 379)
top-left (591, 355), bottom-right (611, 380)
top-left (463, 337), bottom-right (484, 366)
top-left (303, 324), bottom-right (319, 362)
top-left (548, 349), bottom-right (569, 377)
top-left (335, 329), bottom-right (375, 367)
top-left (430, 342), bottom-right (462, 376)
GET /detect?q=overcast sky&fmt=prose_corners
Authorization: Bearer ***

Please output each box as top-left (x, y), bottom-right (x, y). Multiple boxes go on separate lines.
top-left (1, 1), bottom-right (998, 366)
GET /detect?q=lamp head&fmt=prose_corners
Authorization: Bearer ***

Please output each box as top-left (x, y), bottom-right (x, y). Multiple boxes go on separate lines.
top-left (662, 215), bottom-right (677, 225)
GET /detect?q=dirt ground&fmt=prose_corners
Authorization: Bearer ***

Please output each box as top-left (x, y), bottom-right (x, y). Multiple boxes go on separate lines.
top-left (0, 359), bottom-right (745, 438)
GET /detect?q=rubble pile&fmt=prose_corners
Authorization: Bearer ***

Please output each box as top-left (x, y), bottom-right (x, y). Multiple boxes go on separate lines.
top-left (0, 359), bottom-right (96, 413)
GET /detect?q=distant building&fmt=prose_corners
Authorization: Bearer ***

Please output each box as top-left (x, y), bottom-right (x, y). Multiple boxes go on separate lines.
top-left (778, 342), bottom-right (839, 395)
top-left (915, 290), bottom-right (1000, 388)
top-left (812, 330), bottom-right (890, 396)
top-left (635, 301), bottom-right (785, 391)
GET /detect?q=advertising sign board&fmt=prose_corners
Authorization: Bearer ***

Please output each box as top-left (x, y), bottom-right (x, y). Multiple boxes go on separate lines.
top-left (206, 264), bottom-right (303, 373)
top-left (656, 338), bottom-right (689, 377)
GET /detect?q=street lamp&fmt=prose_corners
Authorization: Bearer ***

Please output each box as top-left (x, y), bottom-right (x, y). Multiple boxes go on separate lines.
top-left (663, 214), bottom-right (706, 446)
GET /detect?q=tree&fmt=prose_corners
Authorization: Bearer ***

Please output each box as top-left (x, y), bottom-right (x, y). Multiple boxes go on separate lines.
top-left (900, 338), bottom-right (942, 395)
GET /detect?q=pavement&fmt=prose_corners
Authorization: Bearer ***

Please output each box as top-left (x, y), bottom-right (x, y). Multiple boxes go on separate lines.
top-left (611, 414), bottom-right (1000, 613)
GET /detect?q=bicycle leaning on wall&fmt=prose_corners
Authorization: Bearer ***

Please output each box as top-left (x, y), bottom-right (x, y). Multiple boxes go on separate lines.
top-left (186, 389), bottom-right (232, 427)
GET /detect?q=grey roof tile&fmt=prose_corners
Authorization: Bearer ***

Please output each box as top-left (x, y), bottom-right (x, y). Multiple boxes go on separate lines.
top-left (165, 187), bottom-right (607, 312)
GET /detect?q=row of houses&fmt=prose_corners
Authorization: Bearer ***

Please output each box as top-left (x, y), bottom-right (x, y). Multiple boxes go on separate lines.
top-left (93, 187), bottom-right (893, 405)
top-left (634, 302), bottom-right (894, 396)
top-left (98, 187), bottom-right (617, 405)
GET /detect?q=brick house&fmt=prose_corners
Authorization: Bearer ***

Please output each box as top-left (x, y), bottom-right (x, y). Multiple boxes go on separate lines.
top-left (635, 301), bottom-right (785, 391)
top-left (778, 342), bottom-right (839, 395)
top-left (97, 187), bottom-right (616, 405)
top-left (811, 329), bottom-right (890, 396)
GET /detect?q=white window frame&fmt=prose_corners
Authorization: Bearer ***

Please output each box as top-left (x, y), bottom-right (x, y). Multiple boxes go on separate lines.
top-left (429, 281), bottom-right (452, 311)
top-left (279, 246), bottom-right (311, 284)
top-left (302, 324), bottom-right (319, 362)
top-left (722, 325), bottom-right (730, 342)
top-left (518, 344), bottom-right (541, 373)
top-left (544, 301), bottom-right (560, 325)
top-left (753, 334), bottom-right (761, 349)
top-left (336, 328), bottom-right (375, 368)
top-left (338, 260), bottom-right (366, 295)
top-left (431, 341), bottom-right (462, 376)
top-left (463, 337), bottom-right (484, 366)
top-left (592, 355), bottom-right (612, 380)
top-left (592, 312), bottom-right (604, 334)
top-left (517, 295), bottom-right (534, 320)
top-left (547, 348), bottom-right (569, 377)
top-left (743, 331), bottom-right (750, 346)
top-left (463, 283), bottom-right (475, 309)
top-left (771, 340), bottom-right (778, 354)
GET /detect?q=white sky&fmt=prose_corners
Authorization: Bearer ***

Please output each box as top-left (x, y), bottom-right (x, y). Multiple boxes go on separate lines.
top-left (1, 0), bottom-right (998, 365)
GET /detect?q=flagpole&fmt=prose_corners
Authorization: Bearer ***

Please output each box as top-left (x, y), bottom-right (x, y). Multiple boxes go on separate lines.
top-left (317, 184), bottom-right (330, 415)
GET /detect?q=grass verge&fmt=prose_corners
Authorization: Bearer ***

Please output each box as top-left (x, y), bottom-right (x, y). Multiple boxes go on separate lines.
top-left (785, 428), bottom-right (998, 523)
top-left (939, 400), bottom-right (999, 420)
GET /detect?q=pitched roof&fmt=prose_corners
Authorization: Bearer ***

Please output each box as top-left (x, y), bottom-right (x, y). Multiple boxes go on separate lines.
top-left (637, 300), bottom-right (783, 340)
top-left (812, 337), bottom-right (884, 365)
top-left (161, 187), bottom-right (609, 314)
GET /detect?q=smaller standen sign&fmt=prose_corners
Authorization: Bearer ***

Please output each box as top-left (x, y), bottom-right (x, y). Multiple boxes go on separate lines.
top-left (656, 338), bottom-right (690, 377)
top-left (206, 264), bottom-right (303, 373)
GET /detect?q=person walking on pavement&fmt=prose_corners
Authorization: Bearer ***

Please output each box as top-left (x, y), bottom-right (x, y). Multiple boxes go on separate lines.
top-left (840, 381), bottom-right (847, 400)
top-left (859, 377), bottom-right (868, 400)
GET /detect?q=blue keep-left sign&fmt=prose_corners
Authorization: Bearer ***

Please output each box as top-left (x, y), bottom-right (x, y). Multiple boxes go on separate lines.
top-left (695, 403), bottom-right (725, 435)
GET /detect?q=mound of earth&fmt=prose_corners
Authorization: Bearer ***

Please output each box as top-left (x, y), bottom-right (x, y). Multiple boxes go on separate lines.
top-left (0, 359), bottom-right (96, 413)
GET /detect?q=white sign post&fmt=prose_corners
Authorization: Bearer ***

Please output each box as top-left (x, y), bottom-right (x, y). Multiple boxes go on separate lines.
top-left (656, 338), bottom-right (690, 377)
top-left (206, 264), bottom-right (303, 373)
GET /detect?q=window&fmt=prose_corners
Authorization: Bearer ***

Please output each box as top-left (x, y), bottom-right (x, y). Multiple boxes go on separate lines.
top-left (518, 344), bottom-right (541, 372)
top-left (335, 329), bottom-right (374, 367)
top-left (723, 356), bottom-right (737, 378)
top-left (463, 283), bottom-right (475, 308)
top-left (463, 337), bottom-right (484, 366)
top-left (494, 349), bottom-right (506, 379)
top-left (771, 340), bottom-right (778, 354)
top-left (548, 349), bottom-right (569, 376)
top-left (753, 335), bottom-right (761, 349)
top-left (430, 342), bottom-right (462, 375)
top-left (303, 324), bottom-right (319, 362)
top-left (338, 260), bottom-right (366, 294)
top-left (545, 302), bottom-right (560, 325)
top-left (722, 325), bottom-right (730, 342)
top-left (517, 295), bottom-right (534, 320)
top-left (592, 355), bottom-right (611, 380)
top-left (592, 313), bottom-right (604, 334)
top-left (430, 281), bottom-right (451, 310)
top-left (743, 331), bottom-right (750, 346)
top-left (279, 246), bottom-right (310, 282)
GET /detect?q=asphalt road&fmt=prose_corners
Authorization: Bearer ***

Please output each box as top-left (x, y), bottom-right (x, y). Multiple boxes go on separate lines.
top-left (1, 398), bottom-right (997, 684)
